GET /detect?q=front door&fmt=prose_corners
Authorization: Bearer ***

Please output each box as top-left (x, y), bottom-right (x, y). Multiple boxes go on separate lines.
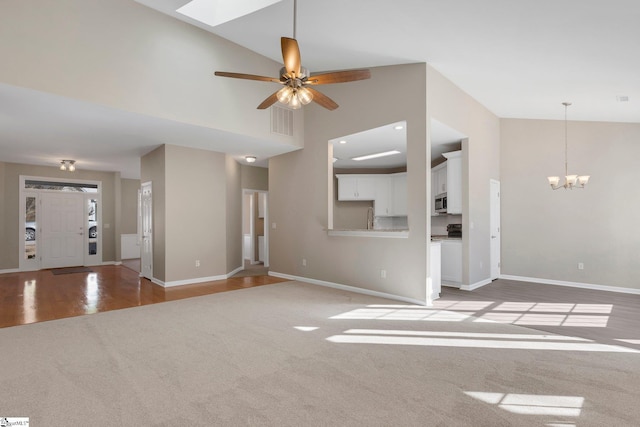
top-left (41, 192), bottom-right (85, 268)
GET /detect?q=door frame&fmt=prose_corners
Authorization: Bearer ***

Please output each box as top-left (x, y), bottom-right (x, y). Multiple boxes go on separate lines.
top-left (19, 175), bottom-right (102, 271)
top-left (241, 188), bottom-right (269, 268)
top-left (140, 181), bottom-right (153, 280)
top-left (489, 179), bottom-right (501, 280)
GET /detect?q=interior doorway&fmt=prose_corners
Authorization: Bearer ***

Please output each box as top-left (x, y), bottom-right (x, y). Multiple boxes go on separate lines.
top-left (490, 179), bottom-right (501, 280)
top-left (242, 189), bottom-right (268, 271)
top-left (140, 182), bottom-right (153, 280)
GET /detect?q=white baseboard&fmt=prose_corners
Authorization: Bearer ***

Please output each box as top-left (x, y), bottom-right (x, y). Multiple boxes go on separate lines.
top-left (269, 271), bottom-right (427, 306)
top-left (0, 268), bottom-right (20, 275)
top-left (441, 282), bottom-right (460, 289)
top-left (151, 267), bottom-right (243, 288)
top-left (500, 274), bottom-right (640, 296)
top-left (226, 266), bottom-right (243, 278)
top-left (461, 278), bottom-right (492, 291)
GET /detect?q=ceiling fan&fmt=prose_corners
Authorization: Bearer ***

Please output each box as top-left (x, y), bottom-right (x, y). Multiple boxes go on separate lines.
top-left (214, 0), bottom-right (370, 111)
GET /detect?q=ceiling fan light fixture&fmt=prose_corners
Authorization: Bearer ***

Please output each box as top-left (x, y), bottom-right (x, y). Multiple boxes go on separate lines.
top-left (288, 92), bottom-right (302, 109)
top-left (297, 87), bottom-right (313, 105)
top-left (277, 86), bottom-right (294, 104)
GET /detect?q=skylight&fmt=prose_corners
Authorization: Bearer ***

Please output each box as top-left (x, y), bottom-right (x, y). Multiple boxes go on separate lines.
top-left (176, 0), bottom-right (281, 28)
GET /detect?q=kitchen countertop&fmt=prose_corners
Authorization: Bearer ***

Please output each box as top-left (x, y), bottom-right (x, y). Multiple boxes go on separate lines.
top-left (430, 235), bottom-right (462, 241)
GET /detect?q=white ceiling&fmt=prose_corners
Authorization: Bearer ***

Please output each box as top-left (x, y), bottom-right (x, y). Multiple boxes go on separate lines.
top-left (3, 0), bottom-right (639, 178)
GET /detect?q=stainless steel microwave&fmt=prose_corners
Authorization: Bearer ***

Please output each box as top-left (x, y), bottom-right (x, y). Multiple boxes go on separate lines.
top-left (435, 193), bottom-right (447, 213)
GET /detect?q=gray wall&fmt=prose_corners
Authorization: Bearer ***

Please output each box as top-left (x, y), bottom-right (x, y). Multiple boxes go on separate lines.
top-left (501, 118), bottom-right (640, 290)
top-left (0, 161), bottom-right (120, 269)
top-left (120, 178), bottom-right (140, 234)
top-left (270, 63), bottom-right (429, 302)
top-left (226, 156), bottom-right (242, 273)
top-left (164, 145), bottom-right (227, 282)
top-left (426, 65), bottom-right (501, 287)
top-left (240, 165), bottom-right (268, 191)
top-left (0, 0), bottom-right (303, 149)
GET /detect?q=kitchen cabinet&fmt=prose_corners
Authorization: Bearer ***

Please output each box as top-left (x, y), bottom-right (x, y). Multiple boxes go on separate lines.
top-left (441, 239), bottom-right (462, 285)
top-left (443, 150), bottom-right (462, 214)
top-left (429, 241), bottom-right (441, 301)
top-left (431, 150), bottom-right (462, 216)
top-left (374, 173), bottom-right (407, 217)
top-left (336, 175), bottom-right (376, 200)
top-left (432, 163), bottom-right (447, 195)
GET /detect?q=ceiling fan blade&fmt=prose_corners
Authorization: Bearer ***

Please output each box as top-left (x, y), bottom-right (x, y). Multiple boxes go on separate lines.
top-left (257, 91), bottom-right (280, 110)
top-left (306, 87), bottom-right (339, 111)
top-left (306, 69), bottom-right (371, 85)
top-left (281, 37), bottom-right (301, 78)
top-left (215, 71), bottom-right (281, 84)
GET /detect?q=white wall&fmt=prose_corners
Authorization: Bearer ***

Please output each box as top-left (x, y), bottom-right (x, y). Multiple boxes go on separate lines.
top-left (501, 118), bottom-right (640, 290)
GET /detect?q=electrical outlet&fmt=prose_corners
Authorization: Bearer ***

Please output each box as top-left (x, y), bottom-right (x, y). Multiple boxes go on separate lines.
top-left (195, 260), bottom-right (200, 267)
top-left (380, 269), bottom-right (387, 279)
top-left (578, 262), bottom-right (584, 270)
top-left (302, 258), bottom-right (307, 267)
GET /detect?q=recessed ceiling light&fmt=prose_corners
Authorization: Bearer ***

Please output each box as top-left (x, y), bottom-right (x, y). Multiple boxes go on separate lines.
top-left (352, 150), bottom-right (401, 161)
top-left (617, 95), bottom-right (629, 102)
top-left (339, 140), bottom-right (347, 144)
top-left (394, 125), bottom-right (404, 130)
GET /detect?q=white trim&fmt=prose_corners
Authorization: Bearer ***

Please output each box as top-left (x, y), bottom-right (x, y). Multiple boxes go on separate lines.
top-left (148, 267), bottom-right (243, 288)
top-left (327, 229), bottom-right (409, 238)
top-left (461, 278), bottom-right (492, 291)
top-left (226, 266), bottom-right (243, 278)
top-left (500, 274), bottom-right (640, 296)
top-left (442, 282), bottom-right (461, 288)
top-left (269, 271), bottom-right (427, 306)
top-left (159, 275), bottom-right (228, 288)
top-left (0, 268), bottom-right (20, 275)
top-left (100, 261), bottom-right (121, 266)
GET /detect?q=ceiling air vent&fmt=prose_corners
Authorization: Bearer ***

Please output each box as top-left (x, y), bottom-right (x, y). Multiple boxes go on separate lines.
top-left (271, 105), bottom-right (294, 137)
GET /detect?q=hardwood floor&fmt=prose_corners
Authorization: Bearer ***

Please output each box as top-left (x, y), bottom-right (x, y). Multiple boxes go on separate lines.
top-left (438, 278), bottom-right (640, 350)
top-left (0, 265), bottom-right (289, 329)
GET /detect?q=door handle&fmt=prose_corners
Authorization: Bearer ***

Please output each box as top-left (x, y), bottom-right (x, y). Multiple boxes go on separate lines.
top-left (491, 235), bottom-right (497, 239)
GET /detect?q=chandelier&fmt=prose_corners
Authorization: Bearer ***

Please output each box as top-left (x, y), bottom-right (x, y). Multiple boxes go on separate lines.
top-left (547, 102), bottom-right (589, 190)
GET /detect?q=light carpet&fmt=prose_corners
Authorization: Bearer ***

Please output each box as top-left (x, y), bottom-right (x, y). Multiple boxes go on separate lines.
top-left (1, 281), bottom-right (640, 426)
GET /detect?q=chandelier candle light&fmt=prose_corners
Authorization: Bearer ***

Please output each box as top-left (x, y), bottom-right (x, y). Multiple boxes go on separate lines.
top-left (547, 102), bottom-right (589, 190)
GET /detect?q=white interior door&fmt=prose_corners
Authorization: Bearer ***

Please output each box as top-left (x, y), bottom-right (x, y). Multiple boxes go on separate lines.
top-left (41, 192), bottom-right (84, 268)
top-left (140, 182), bottom-right (153, 280)
top-left (490, 179), bottom-right (501, 280)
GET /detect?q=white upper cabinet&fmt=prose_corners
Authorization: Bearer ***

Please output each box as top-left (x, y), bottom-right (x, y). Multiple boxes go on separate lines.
top-left (442, 150), bottom-right (462, 214)
top-left (336, 174), bottom-right (376, 201)
top-left (374, 172), bottom-right (407, 217)
top-left (338, 173), bottom-right (408, 217)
